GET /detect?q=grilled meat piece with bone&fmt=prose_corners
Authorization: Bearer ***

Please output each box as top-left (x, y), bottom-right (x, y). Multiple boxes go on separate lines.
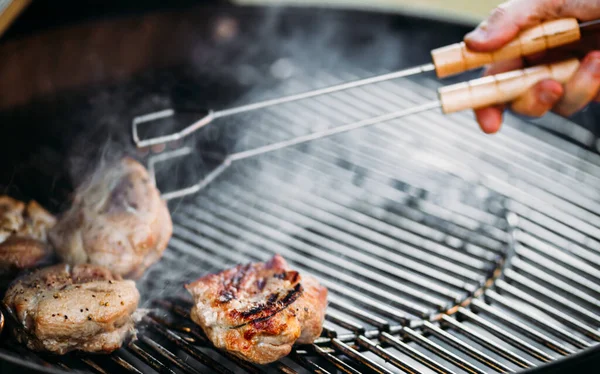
top-left (3, 263), bottom-right (139, 354)
top-left (49, 157), bottom-right (173, 279)
top-left (0, 196), bottom-right (56, 278)
top-left (185, 255), bottom-right (328, 364)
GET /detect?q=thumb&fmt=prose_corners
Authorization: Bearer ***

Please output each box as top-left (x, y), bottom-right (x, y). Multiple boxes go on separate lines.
top-left (465, 0), bottom-right (544, 52)
top-left (463, 0), bottom-right (600, 52)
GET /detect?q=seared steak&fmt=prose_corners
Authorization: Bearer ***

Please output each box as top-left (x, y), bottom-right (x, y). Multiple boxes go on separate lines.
top-left (0, 196), bottom-right (56, 277)
top-left (185, 255), bottom-right (327, 364)
top-left (49, 157), bottom-right (172, 279)
top-left (3, 263), bottom-right (139, 354)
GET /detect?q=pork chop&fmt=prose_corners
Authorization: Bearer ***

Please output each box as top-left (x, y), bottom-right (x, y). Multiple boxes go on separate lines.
top-left (3, 263), bottom-right (139, 354)
top-left (185, 255), bottom-right (327, 364)
top-left (0, 196), bottom-right (56, 277)
top-left (49, 157), bottom-right (173, 279)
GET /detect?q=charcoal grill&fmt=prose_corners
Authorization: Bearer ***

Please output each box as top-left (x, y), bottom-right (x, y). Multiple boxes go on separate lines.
top-left (0, 1), bottom-right (599, 373)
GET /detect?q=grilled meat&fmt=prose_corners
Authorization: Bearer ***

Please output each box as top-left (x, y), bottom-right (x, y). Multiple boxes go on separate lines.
top-left (3, 263), bottom-right (139, 354)
top-left (0, 196), bottom-right (56, 277)
top-left (49, 157), bottom-right (173, 279)
top-left (185, 255), bottom-right (328, 364)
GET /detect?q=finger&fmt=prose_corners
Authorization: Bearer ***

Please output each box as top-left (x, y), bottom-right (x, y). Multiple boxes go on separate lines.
top-left (475, 105), bottom-right (505, 134)
top-left (510, 79), bottom-right (564, 117)
top-left (554, 51), bottom-right (600, 117)
top-left (472, 58), bottom-right (523, 134)
top-left (464, 0), bottom-right (600, 53)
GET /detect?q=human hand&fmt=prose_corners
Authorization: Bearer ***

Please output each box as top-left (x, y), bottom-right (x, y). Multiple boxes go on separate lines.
top-left (464, 0), bottom-right (600, 133)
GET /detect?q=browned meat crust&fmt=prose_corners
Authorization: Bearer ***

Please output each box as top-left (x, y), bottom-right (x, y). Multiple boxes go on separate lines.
top-left (3, 263), bottom-right (139, 354)
top-left (185, 255), bottom-right (327, 364)
top-left (0, 196), bottom-right (56, 276)
top-left (49, 157), bottom-right (173, 279)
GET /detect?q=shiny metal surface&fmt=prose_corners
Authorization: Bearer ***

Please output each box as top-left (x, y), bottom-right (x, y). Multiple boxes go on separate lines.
top-left (132, 64), bottom-right (436, 148)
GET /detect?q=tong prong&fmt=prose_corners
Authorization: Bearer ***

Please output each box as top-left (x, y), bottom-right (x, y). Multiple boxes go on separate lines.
top-left (132, 110), bottom-right (215, 148)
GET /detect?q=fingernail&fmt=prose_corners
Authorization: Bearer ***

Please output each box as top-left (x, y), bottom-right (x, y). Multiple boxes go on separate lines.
top-left (539, 90), bottom-right (561, 105)
top-left (465, 27), bottom-right (489, 43)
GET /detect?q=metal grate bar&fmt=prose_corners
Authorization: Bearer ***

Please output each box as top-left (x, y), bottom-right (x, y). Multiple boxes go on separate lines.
top-left (350, 74), bottom-right (600, 210)
top-left (487, 177), bottom-right (600, 241)
top-left (313, 345), bottom-right (363, 374)
top-left (234, 165), bottom-right (495, 271)
top-left (484, 291), bottom-right (590, 349)
top-left (128, 342), bottom-right (176, 374)
top-left (291, 351), bottom-right (332, 374)
top-left (143, 315), bottom-right (235, 374)
top-left (258, 146), bottom-right (508, 254)
top-left (184, 195), bottom-right (474, 296)
top-left (111, 356), bottom-right (144, 374)
top-left (440, 316), bottom-right (535, 369)
top-left (510, 259), bottom-right (600, 310)
top-left (507, 200), bottom-right (600, 256)
top-left (495, 280), bottom-right (600, 341)
top-left (220, 184), bottom-right (482, 284)
top-left (171, 223), bottom-right (415, 323)
top-left (139, 335), bottom-right (204, 374)
top-left (396, 72), bottom-right (600, 176)
top-left (514, 246), bottom-right (600, 296)
top-left (331, 339), bottom-right (395, 374)
top-left (380, 332), bottom-right (456, 374)
top-left (176, 202), bottom-right (445, 316)
top-left (471, 299), bottom-right (574, 356)
top-left (81, 359), bottom-right (109, 374)
top-left (515, 235), bottom-right (600, 284)
top-left (304, 86), bottom-right (600, 270)
top-left (457, 308), bottom-right (554, 362)
top-left (170, 237), bottom-right (412, 329)
top-left (237, 102), bottom-right (508, 238)
top-left (202, 181), bottom-right (483, 287)
top-left (515, 218), bottom-right (600, 270)
top-left (327, 298), bottom-right (390, 331)
top-left (402, 327), bottom-right (486, 374)
top-left (422, 321), bottom-right (514, 373)
top-left (283, 71), bottom-right (600, 230)
top-left (356, 336), bottom-right (422, 374)
top-left (274, 70), bottom-right (600, 240)
top-left (503, 269), bottom-right (600, 325)
top-left (326, 312), bottom-right (366, 336)
top-left (228, 169), bottom-right (479, 296)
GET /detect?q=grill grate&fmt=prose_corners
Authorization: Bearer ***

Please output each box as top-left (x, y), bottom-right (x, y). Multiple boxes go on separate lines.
top-left (1, 65), bottom-right (600, 373)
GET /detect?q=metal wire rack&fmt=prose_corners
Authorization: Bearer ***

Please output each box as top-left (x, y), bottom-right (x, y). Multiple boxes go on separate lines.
top-left (1, 63), bottom-right (599, 374)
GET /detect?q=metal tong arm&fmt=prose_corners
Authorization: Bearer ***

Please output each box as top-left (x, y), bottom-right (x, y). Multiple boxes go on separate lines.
top-left (133, 17), bottom-right (582, 149)
top-left (152, 58), bottom-right (581, 200)
top-left (132, 64), bottom-right (435, 148)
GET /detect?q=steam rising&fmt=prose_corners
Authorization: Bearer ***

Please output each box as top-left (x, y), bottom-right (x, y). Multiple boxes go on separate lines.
top-left (55, 5), bottom-right (458, 301)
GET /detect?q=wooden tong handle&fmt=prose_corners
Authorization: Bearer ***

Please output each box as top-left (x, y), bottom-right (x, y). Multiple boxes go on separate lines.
top-left (439, 58), bottom-right (580, 114)
top-left (432, 18), bottom-right (581, 78)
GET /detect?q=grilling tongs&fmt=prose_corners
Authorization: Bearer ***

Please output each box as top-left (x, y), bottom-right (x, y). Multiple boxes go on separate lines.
top-left (137, 17), bottom-right (600, 199)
